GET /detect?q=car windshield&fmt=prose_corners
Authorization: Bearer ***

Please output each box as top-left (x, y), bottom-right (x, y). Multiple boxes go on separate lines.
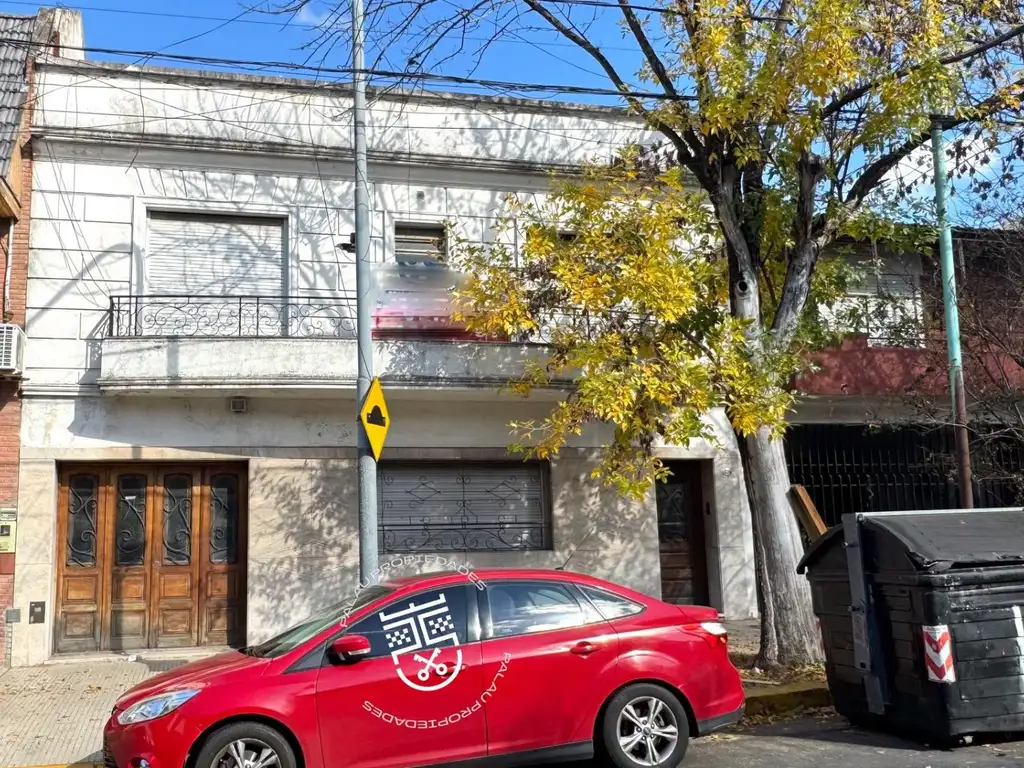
top-left (246, 584), bottom-right (394, 659)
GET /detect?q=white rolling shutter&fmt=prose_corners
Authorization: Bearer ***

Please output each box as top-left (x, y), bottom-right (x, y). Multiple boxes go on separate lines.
top-left (140, 212), bottom-right (288, 336)
top-left (145, 211), bottom-right (286, 295)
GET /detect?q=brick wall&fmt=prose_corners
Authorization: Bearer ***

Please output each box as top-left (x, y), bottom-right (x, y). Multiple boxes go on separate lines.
top-left (0, 51), bottom-right (34, 665)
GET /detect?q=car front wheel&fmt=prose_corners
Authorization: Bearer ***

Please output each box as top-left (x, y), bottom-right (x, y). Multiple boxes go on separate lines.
top-left (193, 721), bottom-right (297, 768)
top-left (601, 683), bottom-right (690, 768)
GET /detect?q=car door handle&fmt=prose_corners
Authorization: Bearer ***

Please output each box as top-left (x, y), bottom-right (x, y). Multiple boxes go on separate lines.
top-left (570, 641), bottom-right (598, 656)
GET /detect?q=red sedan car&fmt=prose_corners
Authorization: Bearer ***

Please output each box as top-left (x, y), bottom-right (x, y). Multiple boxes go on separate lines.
top-left (104, 568), bottom-right (743, 768)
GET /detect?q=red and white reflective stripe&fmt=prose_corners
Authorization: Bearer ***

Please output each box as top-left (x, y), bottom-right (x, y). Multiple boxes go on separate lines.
top-left (923, 625), bottom-right (956, 683)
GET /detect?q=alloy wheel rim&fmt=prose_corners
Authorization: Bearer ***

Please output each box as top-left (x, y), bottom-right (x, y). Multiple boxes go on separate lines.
top-left (212, 737), bottom-right (280, 768)
top-left (616, 695), bottom-right (679, 767)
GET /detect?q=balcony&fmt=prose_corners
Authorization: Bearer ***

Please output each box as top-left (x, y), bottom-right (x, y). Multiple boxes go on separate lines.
top-left (98, 295), bottom-right (563, 396)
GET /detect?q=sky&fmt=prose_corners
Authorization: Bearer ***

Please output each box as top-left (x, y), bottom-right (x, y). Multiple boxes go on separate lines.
top-left (0, 0), bottom-right (646, 105)
top-left (0, 0), bottom-right (1000, 226)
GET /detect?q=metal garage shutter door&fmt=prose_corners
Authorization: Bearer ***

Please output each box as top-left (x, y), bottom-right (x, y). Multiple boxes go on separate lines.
top-left (142, 211), bottom-right (286, 335)
top-left (378, 462), bottom-right (549, 553)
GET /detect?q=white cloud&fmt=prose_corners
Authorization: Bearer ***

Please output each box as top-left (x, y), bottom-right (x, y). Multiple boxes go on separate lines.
top-left (296, 2), bottom-right (330, 26)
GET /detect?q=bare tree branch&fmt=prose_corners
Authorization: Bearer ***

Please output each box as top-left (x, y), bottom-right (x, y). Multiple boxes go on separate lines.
top-left (821, 23), bottom-right (1024, 121)
top-left (616, 0), bottom-right (680, 100)
top-left (520, 0), bottom-right (695, 162)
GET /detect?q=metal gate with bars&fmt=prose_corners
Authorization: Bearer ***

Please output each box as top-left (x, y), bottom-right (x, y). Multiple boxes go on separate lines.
top-left (784, 424), bottom-right (1024, 528)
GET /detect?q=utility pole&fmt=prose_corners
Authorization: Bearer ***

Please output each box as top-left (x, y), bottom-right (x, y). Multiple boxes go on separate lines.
top-left (931, 118), bottom-right (974, 509)
top-left (353, 0), bottom-right (379, 580)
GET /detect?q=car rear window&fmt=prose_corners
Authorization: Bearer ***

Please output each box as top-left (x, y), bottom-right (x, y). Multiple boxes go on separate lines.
top-left (579, 585), bottom-right (644, 620)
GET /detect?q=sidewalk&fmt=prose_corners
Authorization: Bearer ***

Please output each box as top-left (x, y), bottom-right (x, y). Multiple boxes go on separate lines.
top-left (0, 656), bottom-right (193, 768)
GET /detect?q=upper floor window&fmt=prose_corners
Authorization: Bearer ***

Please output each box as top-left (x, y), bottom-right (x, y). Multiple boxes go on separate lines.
top-left (847, 267), bottom-right (923, 348)
top-left (394, 223), bottom-right (447, 265)
top-left (141, 211), bottom-right (288, 337)
top-left (377, 462), bottom-right (550, 553)
top-left (145, 211), bottom-right (286, 295)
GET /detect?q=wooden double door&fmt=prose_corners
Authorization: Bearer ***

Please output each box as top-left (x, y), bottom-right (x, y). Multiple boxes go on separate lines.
top-left (55, 464), bottom-right (248, 653)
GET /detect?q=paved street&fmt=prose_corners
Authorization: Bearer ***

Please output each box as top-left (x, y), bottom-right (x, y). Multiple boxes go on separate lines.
top-left (2, 650), bottom-right (1024, 767)
top-left (687, 716), bottom-right (1024, 767)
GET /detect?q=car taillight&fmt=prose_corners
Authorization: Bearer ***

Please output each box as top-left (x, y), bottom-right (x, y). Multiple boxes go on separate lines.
top-left (694, 621), bottom-right (729, 648)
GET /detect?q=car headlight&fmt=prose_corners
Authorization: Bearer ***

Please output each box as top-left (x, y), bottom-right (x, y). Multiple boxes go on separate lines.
top-left (116, 689), bottom-right (200, 726)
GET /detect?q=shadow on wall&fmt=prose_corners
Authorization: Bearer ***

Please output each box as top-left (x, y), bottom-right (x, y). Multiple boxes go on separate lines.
top-left (545, 455), bottom-right (660, 595)
top-left (245, 458), bottom-right (359, 642)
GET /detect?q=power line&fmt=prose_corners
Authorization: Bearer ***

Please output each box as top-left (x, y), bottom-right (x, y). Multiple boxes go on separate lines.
top-left (539, 0), bottom-right (790, 19)
top-left (0, 0), bottom-right (665, 54)
top-left (0, 0), bottom-right (322, 28)
top-left (15, 38), bottom-right (653, 156)
top-left (27, 50), bottom-right (647, 157)
top-left (0, 36), bottom-right (699, 101)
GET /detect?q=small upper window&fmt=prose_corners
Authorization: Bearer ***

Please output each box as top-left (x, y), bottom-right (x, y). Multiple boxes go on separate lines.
top-left (579, 585), bottom-right (644, 621)
top-left (394, 223), bottom-right (447, 265)
top-left (486, 581), bottom-right (586, 638)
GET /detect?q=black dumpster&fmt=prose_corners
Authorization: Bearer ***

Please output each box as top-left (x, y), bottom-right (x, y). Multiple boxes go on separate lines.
top-left (797, 508), bottom-right (1024, 742)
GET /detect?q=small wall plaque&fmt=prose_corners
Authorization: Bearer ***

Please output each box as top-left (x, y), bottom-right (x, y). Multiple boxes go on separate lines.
top-left (28, 601), bottom-right (44, 624)
top-left (4, 607), bottom-right (19, 624)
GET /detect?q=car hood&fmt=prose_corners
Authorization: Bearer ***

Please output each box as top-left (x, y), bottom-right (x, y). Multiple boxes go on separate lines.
top-left (114, 651), bottom-right (268, 711)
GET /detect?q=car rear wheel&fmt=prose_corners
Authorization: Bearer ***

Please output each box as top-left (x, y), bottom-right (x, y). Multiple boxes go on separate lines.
top-left (194, 721), bottom-right (297, 768)
top-left (601, 684), bottom-right (689, 768)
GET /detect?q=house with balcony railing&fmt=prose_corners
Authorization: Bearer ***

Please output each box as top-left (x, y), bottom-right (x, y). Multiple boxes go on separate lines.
top-left (8, 54), bottom-right (752, 666)
top-left (8, 49), bottom-right (946, 666)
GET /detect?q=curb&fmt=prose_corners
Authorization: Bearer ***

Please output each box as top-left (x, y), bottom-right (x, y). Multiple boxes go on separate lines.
top-left (742, 680), bottom-right (832, 717)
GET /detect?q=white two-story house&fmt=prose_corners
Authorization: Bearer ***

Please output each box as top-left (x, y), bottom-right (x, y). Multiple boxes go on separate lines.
top-left (9, 53), bottom-right (761, 665)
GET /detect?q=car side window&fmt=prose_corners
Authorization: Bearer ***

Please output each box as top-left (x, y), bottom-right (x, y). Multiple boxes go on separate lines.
top-left (579, 585), bottom-right (644, 621)
top-left (345, 586), bottom-right (469, 659)
top-left (486, 581), bottom-right (586, 638)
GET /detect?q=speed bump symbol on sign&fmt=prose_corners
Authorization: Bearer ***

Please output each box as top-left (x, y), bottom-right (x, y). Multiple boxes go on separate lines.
top-left (360, 377), bottom-right (390, 460)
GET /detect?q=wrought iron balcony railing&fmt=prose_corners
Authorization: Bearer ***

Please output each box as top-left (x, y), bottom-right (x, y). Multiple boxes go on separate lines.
top-left (106, 294), bottom-right (567, 343)
top-left (108, 295), bottom-right (361, 339)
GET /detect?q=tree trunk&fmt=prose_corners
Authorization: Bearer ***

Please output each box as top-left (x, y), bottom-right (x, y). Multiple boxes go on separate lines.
top-left (739, 426), bottom-right (823, 667)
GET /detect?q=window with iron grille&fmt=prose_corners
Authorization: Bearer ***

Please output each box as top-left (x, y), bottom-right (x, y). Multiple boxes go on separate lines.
top-left (394, 223), bottom-right (447, 264)
top-left (378, 462), bottom-right (551, 553)
top-left (846, 269), bottom-right (924, 347)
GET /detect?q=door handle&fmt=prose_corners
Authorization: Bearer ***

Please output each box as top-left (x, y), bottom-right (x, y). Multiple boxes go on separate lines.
top-left (570, 641), bottom-right (598, 656)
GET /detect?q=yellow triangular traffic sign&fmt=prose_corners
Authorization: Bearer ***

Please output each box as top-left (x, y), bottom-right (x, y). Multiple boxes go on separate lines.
top-left (360, 377), bottom-right (390, 461)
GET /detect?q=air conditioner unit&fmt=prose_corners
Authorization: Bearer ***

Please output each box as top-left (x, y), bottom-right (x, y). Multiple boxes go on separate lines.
top-left (0, 324), bottom-right (25, 377)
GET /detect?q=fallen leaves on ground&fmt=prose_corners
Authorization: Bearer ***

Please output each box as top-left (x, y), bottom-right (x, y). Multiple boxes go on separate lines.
top-left (735, 705), bottom-right (837, 728)
top-left (730, 651), bottom-right (827, 684)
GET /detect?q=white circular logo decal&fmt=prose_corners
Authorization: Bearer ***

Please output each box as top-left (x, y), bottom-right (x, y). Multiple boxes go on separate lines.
top-left (379, 590), bottom-right (465, 691)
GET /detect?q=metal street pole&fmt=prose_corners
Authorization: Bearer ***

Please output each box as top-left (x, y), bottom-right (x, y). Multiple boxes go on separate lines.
top-left (353, 0), bottom-right (379, 580)
top-left (931, 119), bottom-right (974, 509)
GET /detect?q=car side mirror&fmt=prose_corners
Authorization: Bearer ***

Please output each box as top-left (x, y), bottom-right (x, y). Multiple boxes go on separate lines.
top-left (331, 634), bottom-right (372, 661)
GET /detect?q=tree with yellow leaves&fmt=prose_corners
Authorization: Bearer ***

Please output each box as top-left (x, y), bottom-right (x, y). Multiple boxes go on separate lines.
top-left (294, 0), bottom-right (1024, 666)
